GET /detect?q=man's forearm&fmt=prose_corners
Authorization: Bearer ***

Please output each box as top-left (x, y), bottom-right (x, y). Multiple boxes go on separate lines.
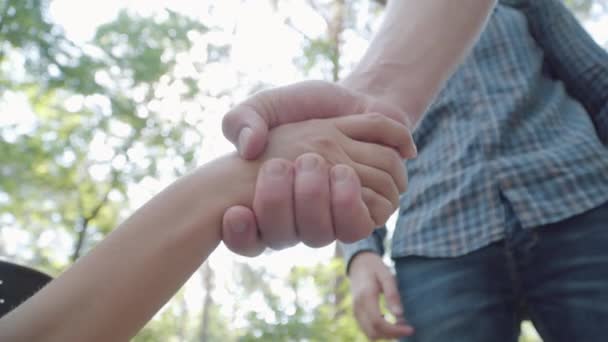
top-left (342, 0), bottom-right (496, 126)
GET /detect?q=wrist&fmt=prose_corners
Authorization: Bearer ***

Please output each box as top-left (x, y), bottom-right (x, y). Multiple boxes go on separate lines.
top-left (194, 153), bottom-right (260, 211)
top-left (347, 250), bottom-right (382, 276)
top-left (341, 68), bottom-right (426, 127)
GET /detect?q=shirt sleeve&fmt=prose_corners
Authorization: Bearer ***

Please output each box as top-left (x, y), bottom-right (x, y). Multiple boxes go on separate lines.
top-left (519, 0), bottom-right (608, 144)
top-left (338, 225), bottom-right (387, 273)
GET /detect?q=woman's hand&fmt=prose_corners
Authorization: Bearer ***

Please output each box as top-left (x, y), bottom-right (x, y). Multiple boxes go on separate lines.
top-left (223, 113), bottom-right (409, 253)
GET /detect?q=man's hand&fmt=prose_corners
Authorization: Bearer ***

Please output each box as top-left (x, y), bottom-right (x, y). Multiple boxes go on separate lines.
top-left (222, 80), bottom-right (416, 160)
top-left (223, 113), bottom-right (409, 252)
top-left (221, 81), bottom-right (416, 257)
top-left (349, 252), bottom-right (414, 340)
top-left (222, 156), bottom-right (373, 256)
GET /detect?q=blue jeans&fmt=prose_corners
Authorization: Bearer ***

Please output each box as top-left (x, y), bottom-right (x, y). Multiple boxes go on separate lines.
top-left (394, 201), bottom-right (608, 342)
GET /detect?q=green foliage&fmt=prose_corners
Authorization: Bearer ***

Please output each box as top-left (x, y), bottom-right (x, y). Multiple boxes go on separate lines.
top-left (565, 0), bottom-right (595, 16)
top-left (237, 259), bottom-right (368, 342)
top-left (519, 321), bottom-right (543, 342)
top-left (133, 310), bottom-right (184, 342)
top-left (201, 303), bottom-right (238, 342)
top-left (292, 0), bottom-right (384, 80)
top-left (0, 0), bottom-right (65, 89)
top-left (2, 0), bottom-right (605, 340)
top-left (0, 1), bottom-right (218, 272)
top-left (95, 9), bottom-right (207, 85)
top-left (299, 38), bottom-right (336, 76)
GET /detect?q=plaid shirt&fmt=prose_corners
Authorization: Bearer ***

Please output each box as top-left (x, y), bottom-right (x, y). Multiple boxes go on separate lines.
top-left (341, 0), bottom-right (608, 266)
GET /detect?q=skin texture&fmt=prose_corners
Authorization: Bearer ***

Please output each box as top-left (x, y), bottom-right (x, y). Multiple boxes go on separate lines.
top-left (0, 114), bottom-right (409, 342)
top-left (221, 1), bottom-right (497, 339)
top-left (220, 81), bottom-right (415, 256)
top-left (349, 252), bottom-right (414, 339)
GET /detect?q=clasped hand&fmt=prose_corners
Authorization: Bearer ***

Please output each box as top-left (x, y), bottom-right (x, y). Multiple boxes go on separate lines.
top-left (219, 81), bottom-right (417, 255)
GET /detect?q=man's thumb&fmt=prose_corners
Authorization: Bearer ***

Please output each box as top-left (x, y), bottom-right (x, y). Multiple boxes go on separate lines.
top-left (222, 103), bottom-right (269, 160)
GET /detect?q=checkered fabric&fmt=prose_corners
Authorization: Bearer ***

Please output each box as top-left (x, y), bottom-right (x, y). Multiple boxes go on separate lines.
top-left (341, 0), bottom-right (608, 266)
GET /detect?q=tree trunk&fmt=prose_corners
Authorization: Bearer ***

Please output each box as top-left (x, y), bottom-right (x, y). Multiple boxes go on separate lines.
top-left (199, 262), bottom-right (214, 342)
top-left (326, 0), bottom-right (348, 320)
top-left (70, 216), bottom-right (89, 262)
top-left (328, 0), bottom-right (345, 82)
top-left (176, 292), bottom-right (190, 341)
top-left (70, 176), bottom-right (114, 262)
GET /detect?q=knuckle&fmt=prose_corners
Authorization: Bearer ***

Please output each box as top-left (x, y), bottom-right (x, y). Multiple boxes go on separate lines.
top-left (366, 112), bottom-right (386, 123)
top-left (362, 170), bottom-right (389, 199)
top-left (353, 291), bottom-right (365, 303)
top-left (263, 236), bottom-right (297, 251)
top-left (370, 318), bottom-right (384, 331)
top-left (382, 285), bottom-right (399, 299)
top-left (368, 146), bottom-right (392, 170)
top-left (339, 225), bottom-right (370, 244)
top-left (365, 196), bottom-right (392, 227)
top-left (255, 191), bottom-right (286, 209)
top-left (312, 136), bottom-right (339, 152)
top-left (298, 223), bottom-right (334, 248)
top-left (221, 110), bottom-right (241, 137)
top-left (248, 90), bottom-right (278, 123)
top-left (375, 171), bottom-right (398, 202)
top-left (374, 206), bottom-right (393, 226)
top-left (253, 89), bottom-right (275, 109)
top-left (267, 158), bottom-right (291, 170)
top-left (332, 185), bottom-right (358, 207)
top-left (389, 150), bottom-right (405, 173)
top-left (302, 235), bottom-right (333, 248)
top-left (297, 182), bottom-right (326, 201)
top-left (380, 273), bottom-right (397, 286)
top-left (339, 233), bottom-right (362, 244)
top-left (261, 159), bottom-right (292, 178)
top-left (361, 288), bottom-right (378, 301)
top-left (365, 112), bottom-right (390, 129)
top-left (353, 292), bottom-right (369, 307)
top-left (222, 108), bottom-right (237, 123)
top-left (227, 240), bottom-right (263, 257)
top-left (386, 292), bottom-right (400, 305)
top-left (353, 310), bottom-right (364, 325)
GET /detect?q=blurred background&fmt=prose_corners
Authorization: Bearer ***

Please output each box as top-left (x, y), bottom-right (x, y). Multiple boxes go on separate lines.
top-left (1, 0), bottom-right (606, 341)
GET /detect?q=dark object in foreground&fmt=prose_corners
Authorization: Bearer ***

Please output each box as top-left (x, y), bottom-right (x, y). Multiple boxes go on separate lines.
top-left (0, 260), bottom-right (53, 317)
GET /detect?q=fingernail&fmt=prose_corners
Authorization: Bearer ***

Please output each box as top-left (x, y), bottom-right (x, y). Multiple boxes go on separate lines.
top-left (231, 222), bottom-right (247, 233)
top-left (297, 155), bottom-right (318, 172)
top-left (331, 165), bottom-right (350, 183)
top-left (238, 127), bottom-right (252, 154)
top-left (264, 160), bottom-right (287, 176)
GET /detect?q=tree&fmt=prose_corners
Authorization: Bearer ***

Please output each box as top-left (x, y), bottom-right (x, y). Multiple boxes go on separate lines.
top-left (236, 259), bottom-right (371, 342)
top-left (1, 3), bottom-right (238, 340)
top-left (133, 290), bottom-right (190, 342)
top-left (2, 1), bottom-right (606, 341)
top-left (0, 3), bottom-right (225, 273)
top-left (565, 0), bottom-right (608, 19)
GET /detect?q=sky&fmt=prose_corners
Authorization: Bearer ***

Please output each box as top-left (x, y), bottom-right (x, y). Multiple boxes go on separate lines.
top-left (3, 0), bottom-right (608, 327)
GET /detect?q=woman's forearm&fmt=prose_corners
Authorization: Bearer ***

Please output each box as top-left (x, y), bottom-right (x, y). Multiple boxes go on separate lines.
top-left (0, 110), bottom-right (412, 341)
top-left (342, 0), bottom-right (496, 125)
top-left (0, 154), bottom-right (257, 342)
